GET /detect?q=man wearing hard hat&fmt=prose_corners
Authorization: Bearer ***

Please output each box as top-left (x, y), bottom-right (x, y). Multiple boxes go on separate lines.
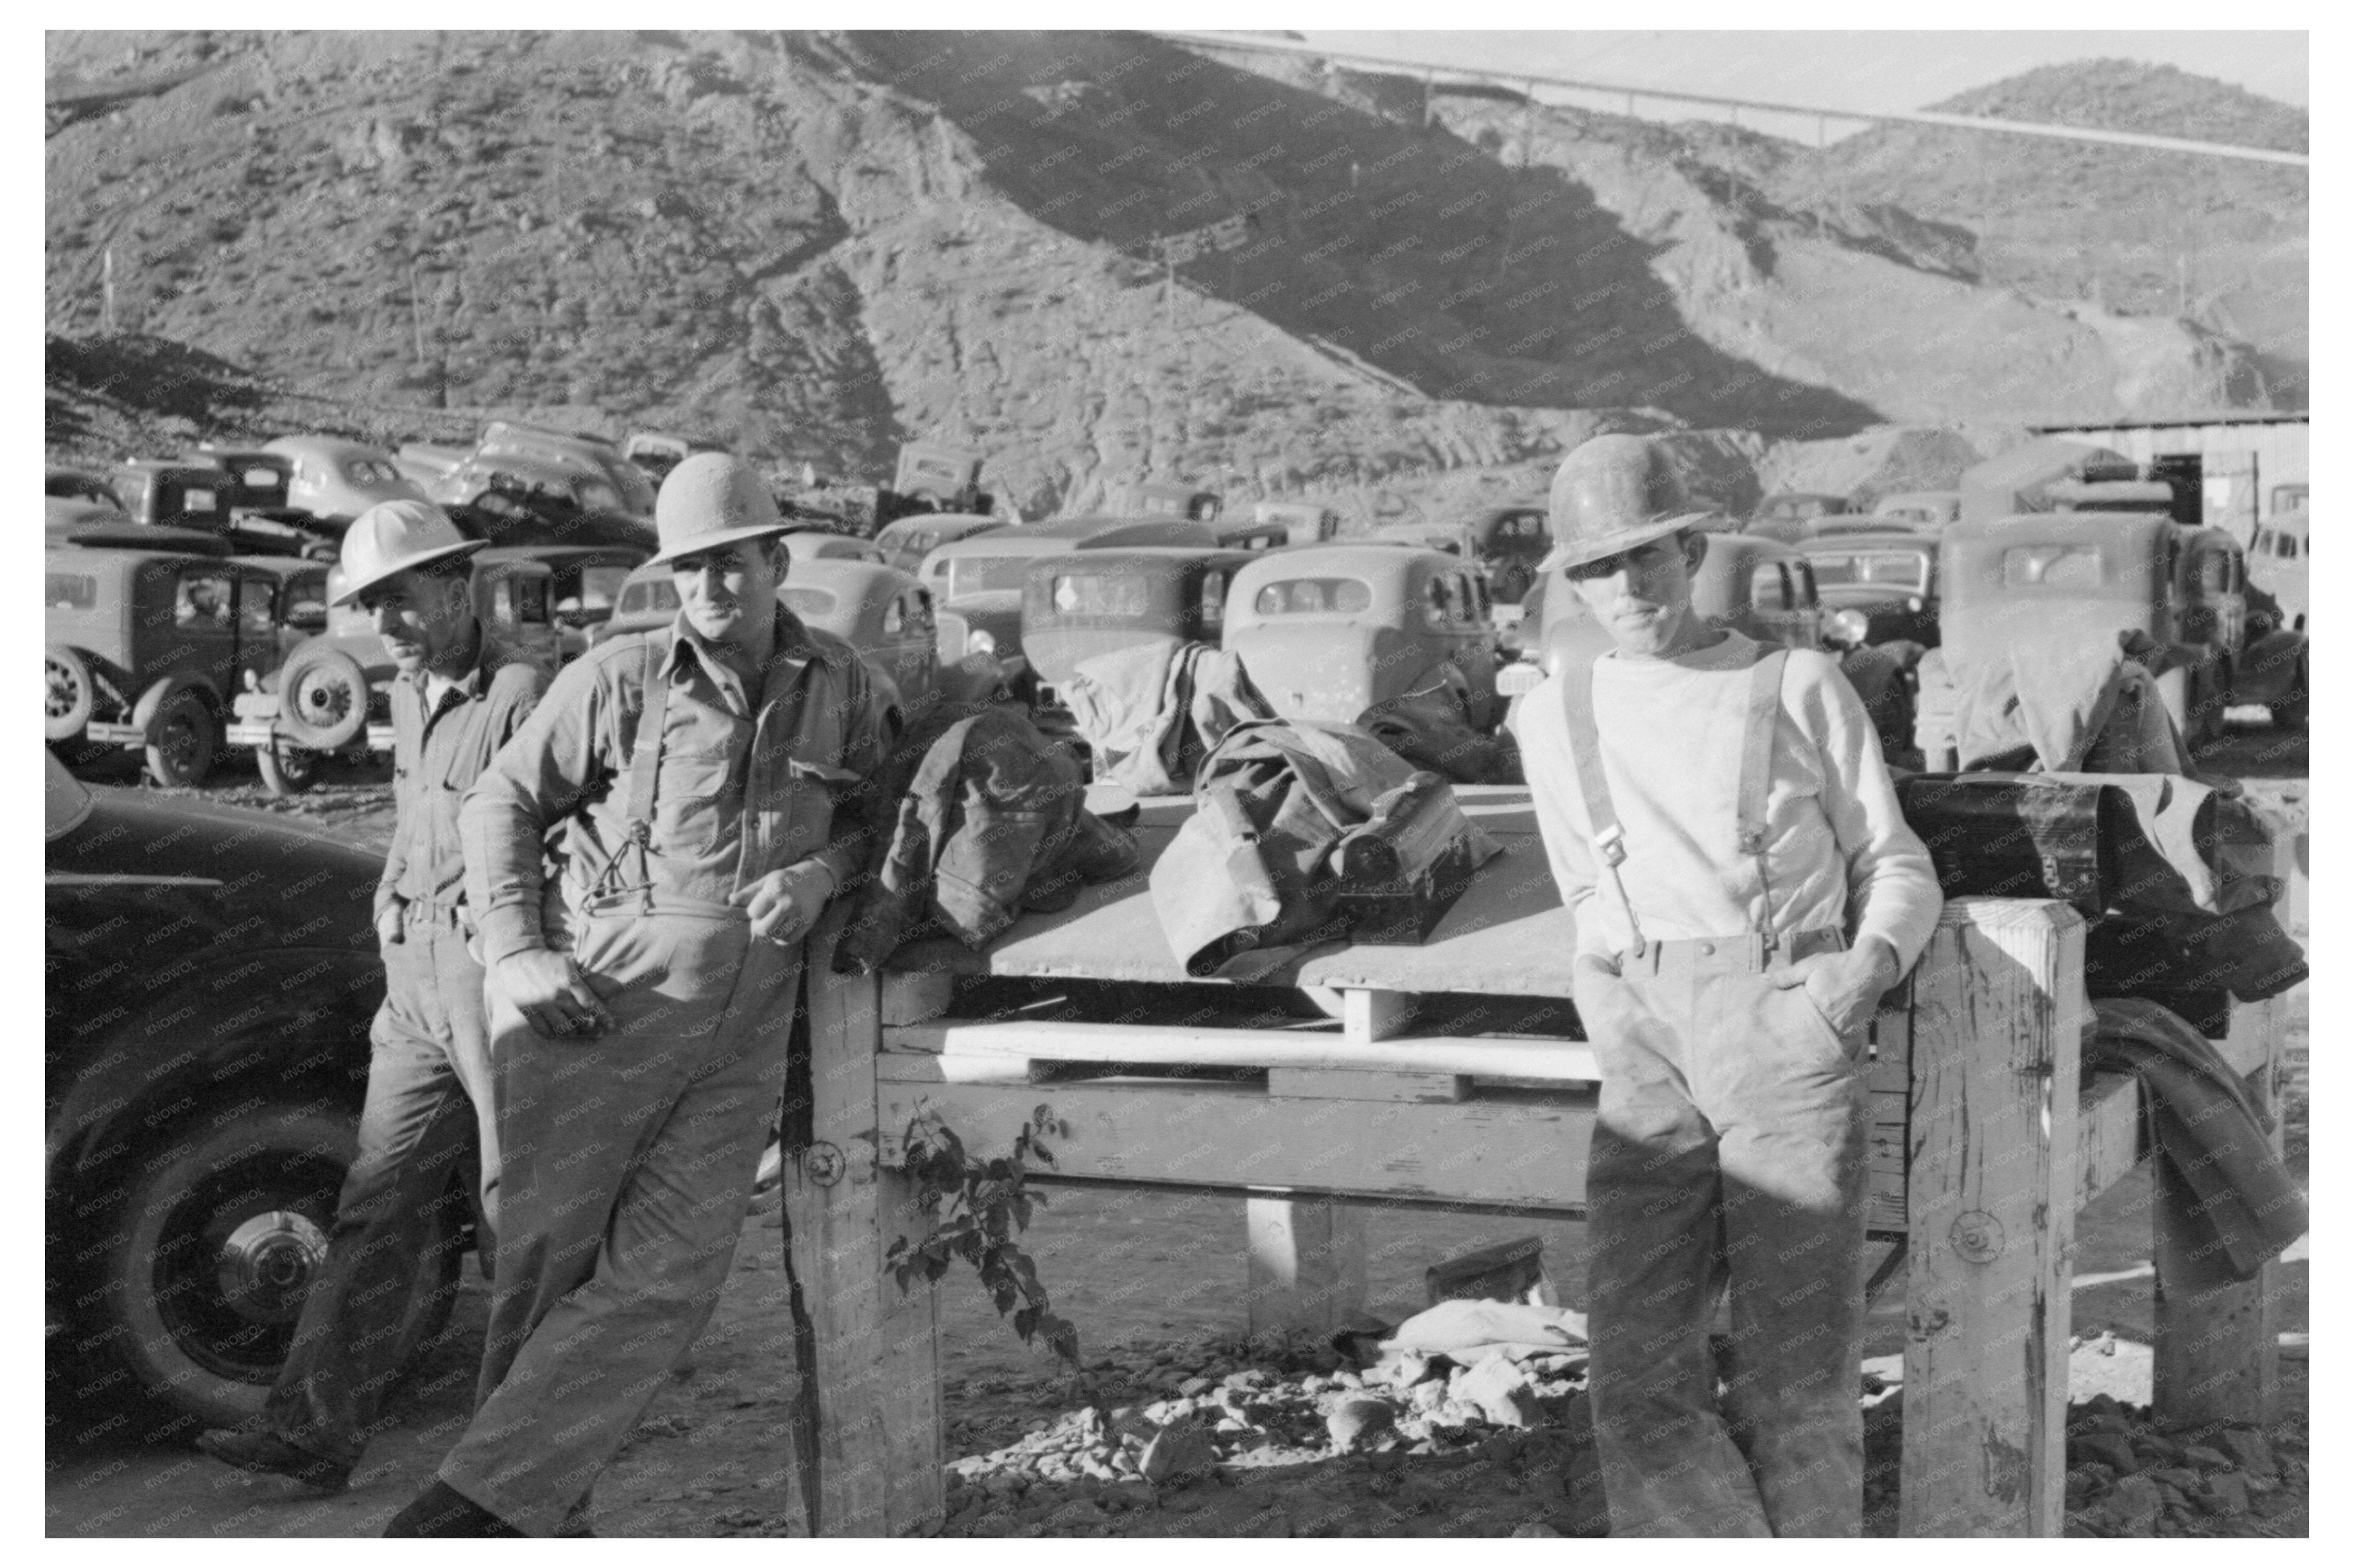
top-left (199, 501), bottom-right (549, 1493)
top-left (381, 456), bottom-right (888, 1537)
top-left (1510, 435), bottom-right (1943, 1537)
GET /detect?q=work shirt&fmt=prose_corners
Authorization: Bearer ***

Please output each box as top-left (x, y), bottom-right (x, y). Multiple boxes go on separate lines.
top-left (461, 606), bottom-right (888, 965)
top-left (376, 624), bottom-right (549, 924)
top-left (1512, 631), bottom-right (1942, 969)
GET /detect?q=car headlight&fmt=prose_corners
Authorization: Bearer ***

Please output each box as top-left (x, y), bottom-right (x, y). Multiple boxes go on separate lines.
top-left (1906, 597), bottom-right (1923, 613)
top-left (966, 628), bottom-right (997, 657)
top-left (1828, 608), bottom-right (1871, 646)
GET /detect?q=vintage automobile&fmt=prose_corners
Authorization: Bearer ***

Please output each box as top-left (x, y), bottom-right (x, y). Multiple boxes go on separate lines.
top-left (1920, 513), bottom-right (2305, 753)
top-left (1747, 491), bottom-right (1853, 542)
top-left (1225, 543), bottom-right (1503, 734)
top-left (393, 439), bottom-right (472, 489)
top-left (47, 545), bottom-right (309, 787)
top-left (2247, 505), bottom-right (2308, 633)
top-left (472, 421), bottom-right (658, 518)
top-left (263, 434), bottom-right (430, 523)
top-left (1369, 506), bottom-right (1551, 605)
top-left (622, 431), bottom-right (730, 486)
top-left (1019, 547), bottom-right (1254, 728)
top-left (113, 459), bottom-right (342, 559)
top-left (1799, 527), bottom-right (1942, 648)
top-left (591, 557), bottom-right (940, 734)
top-left (46, 467), bottom-right (123, 508)
top-left (44, 753), bottom-right (462, 1428)
top-left (1871, 490), bottom-right (1961, 529)
top-left (1252, 500), bottom-right (1343, 545)
top-left (441, 473), bottom-right (659, 555)
top-left (475, 543), bottom-right (647, 664)
top-left (431, 448), bottom-right (638, 521)
top-left (782, 529), bottom-right (885, 565)
top-left (224, 555), bottom-right (559, 794)
top-left (917, 516), bottom-right (1222, 675)
top-left (874, 511), bottom-right (1007, 574)
top-left (1108, 481), bottom-right (1223, 523)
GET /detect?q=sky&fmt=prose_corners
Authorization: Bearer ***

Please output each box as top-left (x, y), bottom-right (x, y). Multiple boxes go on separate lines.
top-left (1292, 30), bottom-right (2307, 145)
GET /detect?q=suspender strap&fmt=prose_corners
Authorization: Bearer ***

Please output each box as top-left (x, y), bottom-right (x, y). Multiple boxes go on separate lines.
top-left (1736, 650), bottom-right (1790, 947)
top-left (588, 640), bottom-right (674, 913)
top-left (1558, 658), bottom-right (1646, 959)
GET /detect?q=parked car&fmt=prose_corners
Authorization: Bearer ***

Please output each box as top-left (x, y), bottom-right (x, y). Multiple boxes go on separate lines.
top-left (1920, 513), bottom-right (2305, 755)
top-left (44, 753), bottom-right (459, 1427)
top-left (1799, 528), bottom-right (1942, 648)
top-left (1871, 490), bottom-right (1961, 529)
top-left (591, 557), bottom-right (940, 734)
top-left (2247, 504), bottom-right (2308, 633)
top-left (1107, 481), bottom-right (1222, 523)
top-left (874, 511), bottom-right (1007, 574)
top-left (1020, 547), bottom-right (1253, 733)
top-left (431, 449), bottom-right (637, 521)
top-left (476, 544), bottom-right (648, 664)
top-left (224, 555), bottom-right (559, 794)
top-left (1210, 518), bottom-right (1293, 553)
top-left (782, 529), bottom-right (885, 565)
top-left (917, 516), bottom-right (1221, 676)
top-left (263, 434), bottom-right (430, 522)
top-left (1748, 491), bottom-right (1852, 542)
top-left (1251, 500), bottom-right (1343, 544)
top-left (472, 421), bottom-right (657, 518)
top-left (113, 459), bottom-right (342, 559)
top-left (46, 545), bottom-right (307, 786)
top-left (46, 467), bottom-right (122, 508)
top-left (622, 431), bottom-right (730, 486)
top-left (393, 440), bottom-right (471, 490)
top-left (1225, 543), bottom-right (1503, 733)
top-left (442, 474), bottom-right (658, 555)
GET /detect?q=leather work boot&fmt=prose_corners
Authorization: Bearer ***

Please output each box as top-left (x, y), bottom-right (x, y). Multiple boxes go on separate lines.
top-left (195, 1429), bottom-right (354, 1493)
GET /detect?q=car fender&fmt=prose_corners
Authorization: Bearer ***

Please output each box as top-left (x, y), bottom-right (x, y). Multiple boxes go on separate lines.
top-left (129, 673), bottom-right (222, 744)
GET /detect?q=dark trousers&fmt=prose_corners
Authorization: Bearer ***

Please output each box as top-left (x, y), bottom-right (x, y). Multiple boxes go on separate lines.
top-left (1575, 934), bottom-right (1871, 1537)
top-left (266, 915), bottom-right (496, 1463)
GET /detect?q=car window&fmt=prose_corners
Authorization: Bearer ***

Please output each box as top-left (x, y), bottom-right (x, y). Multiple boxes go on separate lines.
top-left (1200, 571), bottom-right (1227, 631)
top-left (580, 481), bottom-right (620, 513)
top-left (1807, 552), bottom-right (1928, 592)
top-left (181, 486), bottom-right (220, 514)
top-left (906, 591), bottom-right (936, 637)
top-left (2003, 545), bottom-right (2105, 589)
top-left (1750, 563), bottom-right (1789, 610)
top-left (946, 555), bottom-right (1036, 599)
top-left (779, 586), bottom-right (839, 619)
top-left (1424, 575), bottom-right (1456, 629)
top-left (47, 571), bottom-right (98, 610)
top-left (283, 578), bottom-right (328, 631)
top-left (512, 574), bottom-right (550, 624)
top-left (1252, 577), bottom-right (1371, 615)
top-left (1792, 562), bottom-right (1819, 607)
top-left (619, 578), bottom-right (680, 617)
top-left (176, 571), bottom-right (233, 627)
top-left (579, 565), bottom-right (633, 612)
top-left (2282, 535), bottom-right (2299, 559)
top-left (882, 596), bottom-right (906, 635)
top-left (1049, 574), bottom-right (1150, 618)
top-left (236, 577), bottom-right (276, 635)
top-left (239, 466), bottom-right (281, 491)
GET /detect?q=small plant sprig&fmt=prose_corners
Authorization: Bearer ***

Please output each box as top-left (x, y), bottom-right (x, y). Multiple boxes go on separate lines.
top-left (886, 1105), bottom-right (1080, 1368)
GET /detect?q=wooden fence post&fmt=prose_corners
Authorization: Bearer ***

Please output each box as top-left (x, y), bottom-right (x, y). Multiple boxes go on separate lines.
top-left (1899, 900), bottom-right (2086, 1537)
top-left (782, 917), bottom-right (944, 1537)
top-left (1245, 1197), bottom-right (1368, 1338)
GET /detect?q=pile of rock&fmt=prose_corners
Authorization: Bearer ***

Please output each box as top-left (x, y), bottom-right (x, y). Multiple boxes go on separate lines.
top-left (2063, 1394), bottom-right (2304, 1537)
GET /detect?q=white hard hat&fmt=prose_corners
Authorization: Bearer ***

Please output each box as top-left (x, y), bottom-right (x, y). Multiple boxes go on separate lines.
top-left (330, 500), bottom-right (484, 605)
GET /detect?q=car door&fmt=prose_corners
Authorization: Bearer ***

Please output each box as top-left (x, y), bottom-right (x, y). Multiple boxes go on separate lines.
top-left (157, 562), bottom-right (240, 696)
top-left (233, 570), bottom-right (282, 688)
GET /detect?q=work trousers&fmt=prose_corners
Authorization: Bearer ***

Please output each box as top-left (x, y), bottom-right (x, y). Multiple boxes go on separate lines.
top-left (440, 902), bottom-right (794, 1538)
top-left (267, 912), bottom-right (497, 1464)
top-left (1575, 933), bottom-right (1870, 1537)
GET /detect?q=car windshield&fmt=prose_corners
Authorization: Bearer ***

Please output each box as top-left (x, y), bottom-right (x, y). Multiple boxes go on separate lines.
top-left (778, 586), bottom-right (839, 619)
top-left (1253, 577), bottom-right (1373, 615)
top-left (46, 752), bottom-right (94, 842)
top-left (47, 571), bottom-right (98, 610)
top-left (1808, 551), bottom-right (1928, 591)
top-left (1749, 563), bottom-right (1792, 610)
top-left (2002, 545), bottom-right (2108, 589)
top-left (946, 554), bottom-right (1039, 599)
top-left (619, 577), bottom-right (680, 617)
top-left (1048, 574), bottom-right (1150, 618)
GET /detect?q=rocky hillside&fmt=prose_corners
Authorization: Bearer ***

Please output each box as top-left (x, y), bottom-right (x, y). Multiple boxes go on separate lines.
top-left (44, 31), bottom-right (2288, 517)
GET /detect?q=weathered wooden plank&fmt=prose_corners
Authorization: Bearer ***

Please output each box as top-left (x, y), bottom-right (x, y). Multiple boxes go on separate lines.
top-left (878, 1079), bottom-right (1598, 1211)
top-left (1900, 899), bottom-right (2085, 1539)
top-left (2153, 997), bottom-right (2285, 1427)
top-left (887, 1019), bottom-right (1601, 1082)
top-left (1246, 1197), bottom-right (1369, 1337)
top-left (2075, 1071), bottom-right (2145, 1209)
top-left (1268, 1067), bottom-right (1470, 1103)
top-left (880, 968), bottom-right (959, 1027)
top-left (784, 917), bottom-right (944, 1538)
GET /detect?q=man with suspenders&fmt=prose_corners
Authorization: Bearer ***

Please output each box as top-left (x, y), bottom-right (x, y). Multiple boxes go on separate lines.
top-left (383, 456), bottom-right (887, 1537)
top-left (1511, 435), bottom-right (1943, 1537)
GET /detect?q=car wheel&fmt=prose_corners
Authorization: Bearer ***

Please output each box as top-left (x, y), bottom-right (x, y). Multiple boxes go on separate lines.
top-left (79, 1105), bottom-right (460, 1430)
top-left (144, 689), bottom-right (218, 788)
top-left (255, 736), bottom-right (323, 796)
top-left (46, 644), bottom-right (96, 742)
top-left (276, 644), bottom-right (371, 751)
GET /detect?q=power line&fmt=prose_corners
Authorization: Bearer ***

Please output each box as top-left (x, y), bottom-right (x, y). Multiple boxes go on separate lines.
top-left (1156, 30), bottom-right (2308, 169)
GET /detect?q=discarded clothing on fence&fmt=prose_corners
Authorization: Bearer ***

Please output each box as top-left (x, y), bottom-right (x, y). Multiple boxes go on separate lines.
top-left (1936, 628), bottom-right (2195, 775)
top-left (2084, 997), bottom-right (2308, 1286)
top-left (834, 703), bottom-right (1138, 975)
top-left (1149, 718), bottom-right (1501, 978)
top-left (1359, 660), bottom-right (1523, 785)
top-left (1059, 638), bottom-right (1273, 796)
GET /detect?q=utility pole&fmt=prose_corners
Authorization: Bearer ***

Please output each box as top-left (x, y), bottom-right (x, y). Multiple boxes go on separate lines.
top-left (409, 259), bottom-right (430, 362)
top-left (100, 244), bottom-right (117, 333)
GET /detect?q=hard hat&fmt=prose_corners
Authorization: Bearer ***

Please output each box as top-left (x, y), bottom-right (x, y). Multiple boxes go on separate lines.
top-left (1539, 434), bottom-right (1716, 573)
top-left (329, 500), bottom-right (484, 605)
top-left (650, 453), bottom-right (793, 565)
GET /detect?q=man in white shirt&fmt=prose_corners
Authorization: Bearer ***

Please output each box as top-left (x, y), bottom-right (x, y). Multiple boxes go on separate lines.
top-left (1511, 435), bottom-right (1943, 1537)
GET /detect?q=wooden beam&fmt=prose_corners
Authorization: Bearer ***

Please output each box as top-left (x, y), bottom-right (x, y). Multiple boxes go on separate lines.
top-left (1267, 1067), bottom-right (1469, 1103)
top-left (783, 917), bottom-right (944, 1538)
top-left (1898, 899), bottom-right (2085, 1538)
top-left (1246, 1197), bottom-right (1369, 1337)
top-left (886, 1019), bottom-right (1601, 1082)
top-left (1343, 988), bottom-right (1418, 1042)
top-left (880, 968), bottom-right (959, 1026)
top-left (2075, 1071), bottom-right (2145, 1208)
top-left (879, 1078), bottom-right (1597, 1210)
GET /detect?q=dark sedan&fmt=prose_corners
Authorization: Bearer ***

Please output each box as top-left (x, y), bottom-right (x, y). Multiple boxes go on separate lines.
top-left (44, 756), bottom-right (457, 1430)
